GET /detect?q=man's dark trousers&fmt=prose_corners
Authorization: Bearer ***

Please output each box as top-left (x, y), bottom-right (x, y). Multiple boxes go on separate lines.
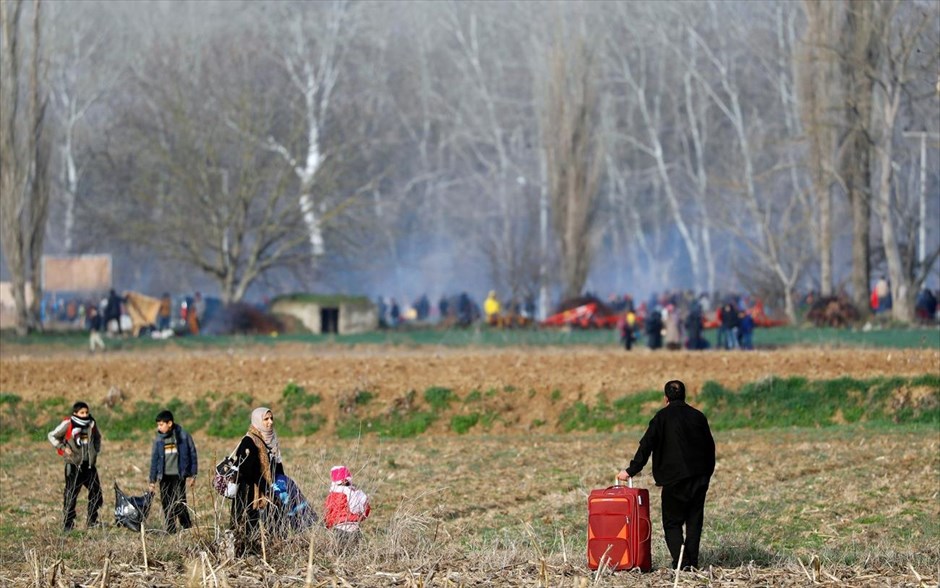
top-left (159, 475), bottom-right (192, 533)
top-left (661, 473), bottom-right (710, 569)
top-left (63, 462), bottom-right (102, 531)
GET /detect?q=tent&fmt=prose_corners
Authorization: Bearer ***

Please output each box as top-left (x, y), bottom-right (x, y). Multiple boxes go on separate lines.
top-left (123, 291), bottom-right (163, 336)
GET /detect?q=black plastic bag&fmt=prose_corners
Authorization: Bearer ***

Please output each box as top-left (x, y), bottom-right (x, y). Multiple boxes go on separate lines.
top-left (114, 482), bottom-right (153, 532)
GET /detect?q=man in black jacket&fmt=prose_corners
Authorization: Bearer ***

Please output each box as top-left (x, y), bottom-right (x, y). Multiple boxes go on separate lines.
top-left (617, 380), bottom-right (715, 570)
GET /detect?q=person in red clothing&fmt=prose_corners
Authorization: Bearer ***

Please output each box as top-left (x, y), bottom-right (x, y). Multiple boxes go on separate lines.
top-left (323, 465), bottom-right (370, 553)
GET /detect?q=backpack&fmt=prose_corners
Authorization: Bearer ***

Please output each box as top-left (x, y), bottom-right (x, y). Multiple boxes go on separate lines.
top-left (212, 443), bottom-right (242, 499)
top-left (55, 418), bottom-right (97, 456)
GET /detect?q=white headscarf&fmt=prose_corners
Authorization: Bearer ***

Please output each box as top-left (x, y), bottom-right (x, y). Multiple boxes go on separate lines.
top-left (250, 406), bottom-right (281, 463)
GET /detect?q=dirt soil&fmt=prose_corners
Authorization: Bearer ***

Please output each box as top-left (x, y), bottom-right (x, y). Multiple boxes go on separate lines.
top-left (0, 344), bottom-right (938, 587)
top-left (2, 345), bottom-right (937, 422)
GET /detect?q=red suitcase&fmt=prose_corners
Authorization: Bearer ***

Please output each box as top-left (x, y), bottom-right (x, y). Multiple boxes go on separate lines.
top-left (587, 479), bottom-right (652, 572)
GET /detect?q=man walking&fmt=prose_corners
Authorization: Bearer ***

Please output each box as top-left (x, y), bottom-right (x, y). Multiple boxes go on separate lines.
top-left (617, 380), bottom-right (715, 570)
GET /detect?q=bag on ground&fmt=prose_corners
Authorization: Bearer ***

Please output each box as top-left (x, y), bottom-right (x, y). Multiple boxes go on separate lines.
top-left (114, 482), bottom-right (153, 532)
top-left (272, 474), bottom-right (318, 531)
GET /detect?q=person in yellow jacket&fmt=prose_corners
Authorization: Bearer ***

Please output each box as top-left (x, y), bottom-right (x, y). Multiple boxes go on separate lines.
top-left (622, 309), bottom-right (637, 350)
top-left (484, 291), bottom-right (501, 326)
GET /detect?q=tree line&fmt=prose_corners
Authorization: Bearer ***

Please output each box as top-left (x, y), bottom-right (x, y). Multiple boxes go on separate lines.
top-left (1, 0), bottom-right (937, 335)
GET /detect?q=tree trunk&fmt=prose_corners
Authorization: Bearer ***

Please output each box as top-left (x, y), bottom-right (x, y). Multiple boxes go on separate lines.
top-left (842, 0), bottom-right (877, 314)
top-left (26, 0), bottom-right (49, 332)
top-left (875, 124), bottom-right (913, 321)
top-left (0, 0), bottom-right (48, 335)
top-left (847, 149), bottom-right (872, 312)
top-left (799, 0), bottom-right (835, 296)
top-left (543, 38), bottom-right (602, 301)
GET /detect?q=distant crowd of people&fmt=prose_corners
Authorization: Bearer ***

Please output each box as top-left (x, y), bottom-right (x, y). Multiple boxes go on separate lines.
top-left (377, 292), bottom-right (494, 328)
top-left (615, 290), bottom-right (758, 352)
top-left (372, 287), bottom-right (770, 351)
top-left (376, 282), bottom-right (939, 336)
top-left (40, 289), bottom-right (210, 352)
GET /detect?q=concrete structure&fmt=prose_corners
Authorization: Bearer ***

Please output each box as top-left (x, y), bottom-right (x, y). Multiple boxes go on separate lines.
top-left (42, 254), bottom-right (112, 293)
top-left (0, 282), bottom-right (34, 330)
top-left (270, 294), bottom-right (377, 335)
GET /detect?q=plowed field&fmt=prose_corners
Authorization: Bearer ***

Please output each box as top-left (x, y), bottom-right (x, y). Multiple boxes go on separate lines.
top-left (0, 344), bottom-right (938, 587)
top-left (2, 346), bottom-right (937, 432)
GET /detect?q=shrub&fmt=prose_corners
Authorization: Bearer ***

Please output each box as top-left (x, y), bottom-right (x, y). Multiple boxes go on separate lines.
top-left (378, 411), bottom-right (437, 438)
top-left (281, 382), bottom-right (321, 409)
top-left (98, 400), bottom-right (164, 440)
top-left (424, 387), bottom-right (455, 411)
top-left (557, 397), bottom-right (618, 432)
top-left (451, 413), bottom-right (480, 434)
top-left (0, 393), bottom-right (21, 405)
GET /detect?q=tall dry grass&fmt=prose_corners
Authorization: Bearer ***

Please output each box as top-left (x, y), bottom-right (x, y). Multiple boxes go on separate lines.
top-left (1, 427), bottom-right (937, 587)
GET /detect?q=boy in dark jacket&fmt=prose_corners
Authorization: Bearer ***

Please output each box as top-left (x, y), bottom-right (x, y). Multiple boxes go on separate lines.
top-left (149, 410), bottom-right (198, 533)
top-left (48, 401), bottom-right (103, 531)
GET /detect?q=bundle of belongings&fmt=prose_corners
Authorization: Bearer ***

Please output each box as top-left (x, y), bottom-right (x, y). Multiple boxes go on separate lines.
top-left (114, 482), bottom-right (153, 532)
top-left (271, 474), bottom-right (318, 532)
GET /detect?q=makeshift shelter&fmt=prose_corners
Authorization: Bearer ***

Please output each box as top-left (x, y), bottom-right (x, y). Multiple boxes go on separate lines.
top-left (124, 291), bottom-right (162, 336)
top-left (270, 294), bottom-right (377, 334)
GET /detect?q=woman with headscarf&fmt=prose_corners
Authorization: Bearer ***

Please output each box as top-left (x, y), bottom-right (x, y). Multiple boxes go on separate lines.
top-left (231, 407), bottom-right (285, 555)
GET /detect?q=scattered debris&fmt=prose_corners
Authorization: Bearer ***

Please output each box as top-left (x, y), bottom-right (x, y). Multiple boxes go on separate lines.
top-left (103, 386), bottom-right (125, 409)
top-left (805, 295), bottom-right (861, 328)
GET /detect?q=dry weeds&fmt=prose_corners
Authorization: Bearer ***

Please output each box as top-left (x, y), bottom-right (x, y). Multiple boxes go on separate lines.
top-left (2, 429), bottom-right (938, 587)
top-left (0, 346), bottom-right (938, 586)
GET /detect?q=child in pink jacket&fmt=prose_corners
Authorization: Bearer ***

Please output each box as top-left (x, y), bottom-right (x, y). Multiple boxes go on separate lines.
top-left (324, 465), bottom-right (370, 553)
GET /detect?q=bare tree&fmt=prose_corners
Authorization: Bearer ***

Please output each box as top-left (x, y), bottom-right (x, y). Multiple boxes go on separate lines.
top-left (439, 2), bottom-right (541, 301)
top-left (255, 0), bottom-right (358, 259)
top-left (677, 27), bottom-right (718, 296)
top-left (867, 0), bottom-right (939, 321)
top-left (10, 0), bottom-right (933, 316)
top-left (0, 0), bottom-right (50, 334)
top-left (603, 3), bottom-right (718, 295)
top-left (45, 1), bottom-right (123, 253)
top-left (685, 2), bottom-right (814, 321)
top-left (796, 1), bottom-right (839, 297)
top-left (838, 0), bottom-right (880, 312)
top-left (542, 30), bottom-right (603, 300)
top-left (102, 35), bottom-right (318, 303)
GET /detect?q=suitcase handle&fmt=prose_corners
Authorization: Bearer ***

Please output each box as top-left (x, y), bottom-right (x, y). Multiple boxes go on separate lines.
top-left (613, 478), bottom-right (634, 488)
top-left (639, 513), bottom-right (652, 543)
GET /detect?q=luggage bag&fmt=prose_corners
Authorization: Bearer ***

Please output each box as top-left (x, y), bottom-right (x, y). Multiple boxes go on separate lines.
top-left (587, 478), bottom-right (652, 571)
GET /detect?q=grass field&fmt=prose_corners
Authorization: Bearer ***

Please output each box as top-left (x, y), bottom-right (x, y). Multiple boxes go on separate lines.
top-left (0, 335), bottom-right (937, 587)
top-left (3, 322), bottom-right (939, 350)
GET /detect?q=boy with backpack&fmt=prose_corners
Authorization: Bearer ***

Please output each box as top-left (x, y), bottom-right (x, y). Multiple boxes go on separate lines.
top-left (148, 410), bottom-right (198, 533)
top-left (48, 401), bottom-right (103, 531)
